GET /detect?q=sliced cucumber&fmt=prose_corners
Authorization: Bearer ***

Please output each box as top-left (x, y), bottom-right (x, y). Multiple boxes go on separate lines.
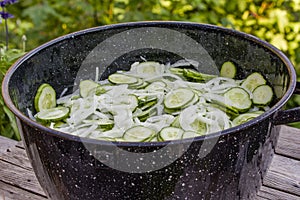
top-left (135, 81), bottom-right (149, 89)
top-left (252, 85), bottom-right (273, 106)
top-left (79, 80), bottom-right (106, 98)
top-left (35, 106), bottom-right (69, 122)
top-left (169, 67), bottom-right (184, 76)
top-left (96, 137), bottom-right (117, 142)
top-left (53, 121), bottom-right (66, 128)
top-left (164, 107), bottom-right (181, 115)
top-left (136, 107), bottom-right (157, 122)
top-left (210, 103), bottom-right (239, 119)
top-left (135, 61), bottom-right (163, 77)
top-left (145, 81), bottom-right (166, 92)
top-left (182, 93), bottom-right (199, 108)
top-left (34, 60), bottom-right (275, 142)
top-left (158, 127), bottom-right (184, 141)
top-left (224, 87), bottom-right (252, 112)
top-left (128, 78), bottom-right (144, 89)
top-left (165, 93), bottom-right (198, 114)
top-left (138, 95), bottom-right (157, 107)
top-left (170, 116), bottom-right (181, 128)
top-left (182, 131), bottom-right (202, 139)
top-left (117, 94), bottom-right (138, 111)
top-left (220, 61), bottom-right (237, 79)
top-left (189, 118), bottom-right (207, 134)
top-left (83, 119), bottom-right (114, 130)
top-left (108, 74), bottom-right (138, 85)
top-left (241, 72), bottom-right (266, 92)
top-left (34, 83), bottom-right (56, 112)
top-left (183, 69), bottom-right (217, 82)
top-left (123, 126), bottom-right (156, 142)
top-left (164, 88), bottom-right (195, 109)
top-left (232, 111), bottom-right (264, 126)
top-left (139, 100), bottom-right (157, 111)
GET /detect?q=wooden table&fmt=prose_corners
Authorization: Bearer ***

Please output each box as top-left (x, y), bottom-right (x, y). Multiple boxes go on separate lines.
top-left (0, 125), bottom-right (299, 200)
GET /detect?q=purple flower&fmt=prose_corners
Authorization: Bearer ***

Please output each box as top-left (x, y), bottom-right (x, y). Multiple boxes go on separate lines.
top-left (0, 0), bottom-right (17, 7)
top-left (0, 11), bottom-right (13, 19)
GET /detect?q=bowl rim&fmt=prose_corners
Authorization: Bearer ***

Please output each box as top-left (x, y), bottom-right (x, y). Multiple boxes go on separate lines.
top-left (2, 21), bottom-right (296, 147)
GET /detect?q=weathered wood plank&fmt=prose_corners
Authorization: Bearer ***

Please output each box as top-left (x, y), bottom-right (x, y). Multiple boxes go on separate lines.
top-left (257, 185), bottom-right (300, 200)
top-left (276, 126), bottom-right (300, 160)
top-left (15, 141), bottom-right (24, 149)
top-left (0, 160), bottom-right (46, 196)
top-left (255, 196), bottom-right (269, 200)
top-left (263, 154), bottom-right (300, 196)
top-left (0, 181), bottom-right (47, 200)
top-left (0, 145), bottom-right (32, 170)
top-left (0, 136), bottom-right (17, 155)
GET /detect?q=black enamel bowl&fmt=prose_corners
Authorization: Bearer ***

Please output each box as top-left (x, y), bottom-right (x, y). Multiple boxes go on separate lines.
top-left (2, 22), bottom-right (300, 200)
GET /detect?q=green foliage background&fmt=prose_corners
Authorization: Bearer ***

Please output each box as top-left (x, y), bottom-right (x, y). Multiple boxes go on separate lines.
top-left (1, 0), bottom-right (300, 139)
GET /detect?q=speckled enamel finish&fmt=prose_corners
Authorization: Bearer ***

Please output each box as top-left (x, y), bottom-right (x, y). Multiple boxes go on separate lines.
top-left (2, 22), bottom-right (297, 200)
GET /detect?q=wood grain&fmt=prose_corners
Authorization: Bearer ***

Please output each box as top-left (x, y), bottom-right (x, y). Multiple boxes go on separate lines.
top-left (276, 126), bottom-right (300, 160)
top-left (0, 181), bottom-right (47, 200)
top-left (0, 136), bottom-right (17, 155)
top-left (0, 146), bottom-right (32, 170)
top-left (0, 159), bottom-right (46, 196)
top-left (263, 154), bottom-right (300, 196)
top-left (257, 185), bottom-right (300, 200)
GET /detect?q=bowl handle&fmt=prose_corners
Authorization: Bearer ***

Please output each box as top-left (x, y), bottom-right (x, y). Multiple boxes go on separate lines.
top-left (273, 82), bottom-right (300, 125)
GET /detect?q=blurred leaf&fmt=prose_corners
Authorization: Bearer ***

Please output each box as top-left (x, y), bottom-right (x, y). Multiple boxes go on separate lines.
top-left (3, 106), bottom-right (20, 140)
top-left (0, 44), bottom-right (23, 140)
top-left (238, 0), bottom-right (247, 12)
top-left (270, 34), bottom-right (288, 51)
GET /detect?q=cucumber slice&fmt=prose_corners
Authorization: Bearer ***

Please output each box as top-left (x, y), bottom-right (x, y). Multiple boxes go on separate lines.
top-left (35, 106), bottom-right (70, 122)
top-left (170, 116), bottom-right (181, 128)
top-left (117, 94), bottom-right (138, 111)
top-left (135, 61), bottom-right (163, 77)
top-left (252, 85), bottom-right (273, 106)
top-left (182, 131), bottom-right (202, 139)
top-left (53, 121), bottom-right (66, 128)
top-left (158, 127), bottom-right (184, 141)
top-left (79, 80), bottom-right (106, 98)
top-left (128, 78), bottom-right (145, 89)
top-left (182, 93), bottom-right (199, 108)
top-left (135, 81), bottom-right (149, 89)
top-left (220, 61), bottom-right (237, 79)
top-left (241, 72), bottom-right (266, 92)
top-left (210, 103), bottom-right (239, 119)
top-left (139, 100), bottom-right (157, 111)
top-left (232, 111), bottom-right (264, 126)
top-left (188, 118), bottom-right (207, 134)
top-left (34, 83), bottom-right (56, 112)
top-left (183, 69), bottom-right (217, 82)
top-left (123, 126), bottom-right (156, 142)
top-left (164, 107), bottom-right (181, 115)
top-left (224, 87), bottom-right (252, 112)
top-left (83, 119), bottom-right (114, 130)
top-left (145, 81), bottom-right (166, 92)
top-left (138, 96), bottom-right (157, 107)
top-left (169, 67), bottom-right (184, 76)
top-left (165, 93), bottom-right (198, 114)
top-left (96, 137), bottom-right (116, 142)
top-left (137, 107), bottom-right (157, 122)
top-left (108, 74), bottom-right (138, 85)
top-left (164, 88), bottom-right (195, 109)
